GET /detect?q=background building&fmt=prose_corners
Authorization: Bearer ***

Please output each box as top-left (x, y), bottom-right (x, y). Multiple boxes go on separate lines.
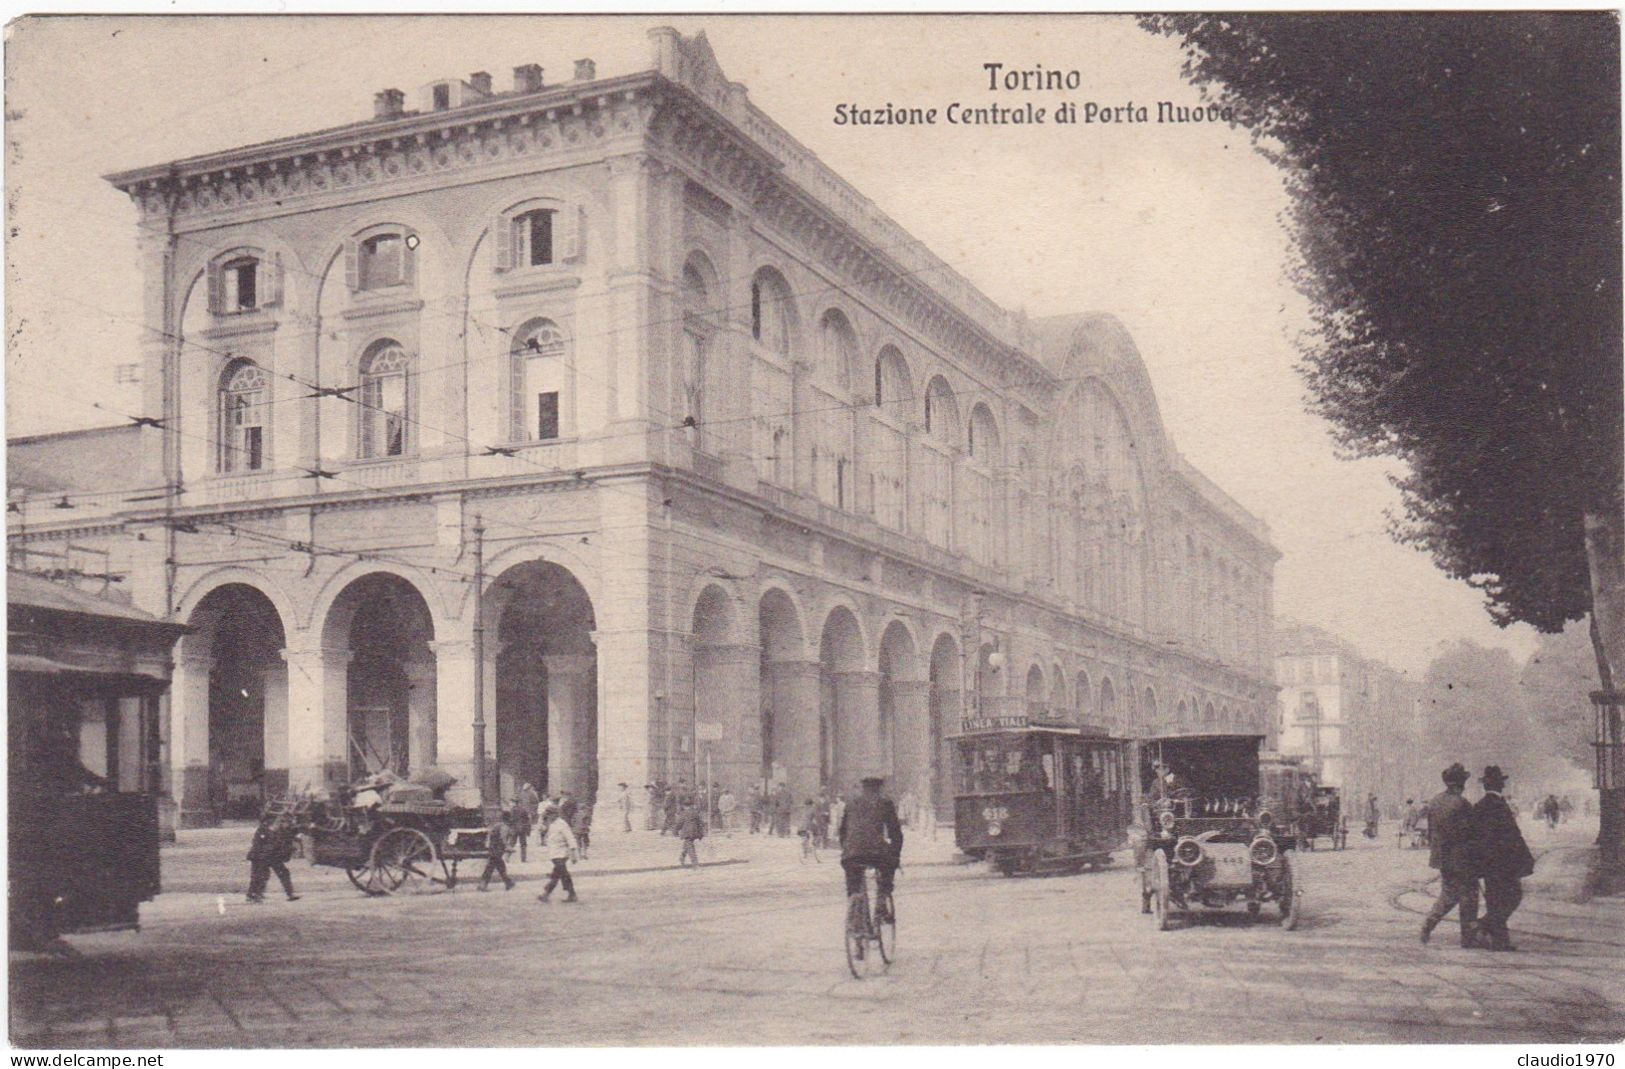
top-left (1274, 621), bottom-right (1428, 814)
top-left (8, 29), bottom-right (1277, 826)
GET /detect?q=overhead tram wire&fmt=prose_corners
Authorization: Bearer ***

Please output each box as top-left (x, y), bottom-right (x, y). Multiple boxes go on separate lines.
top-left (35, 167), bottom-right (1208, 474)
top-left (21, 185), bottom-right (1239, 527)
top-left (30, 174), bottom-right (1050, 447)
top-left (3, 380), bottom-right (661, 584)
top-left (29, 276), bottom-right (1190, 506)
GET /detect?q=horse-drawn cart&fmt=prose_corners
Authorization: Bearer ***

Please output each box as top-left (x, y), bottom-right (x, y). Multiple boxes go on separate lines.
top-left (274, 770), bottom-right (498, 896)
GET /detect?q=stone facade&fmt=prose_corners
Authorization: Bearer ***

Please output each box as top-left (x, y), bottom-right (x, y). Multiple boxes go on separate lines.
top-left (9, 29), bottom-right (1276, 825)
top-left (1274, 622), bottom-right (1428, 813)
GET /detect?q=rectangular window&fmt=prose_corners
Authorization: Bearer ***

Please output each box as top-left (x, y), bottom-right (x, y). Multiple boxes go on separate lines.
top-left (359, 235), bottom-right (405, 289)
top-left (433, 83), bottom-right (451, 110)
top-left (526, 211), bottom-right (553, 266)
top-left (536, 391), bottom-right (560, 440)
top-left (234, 262), bottom-right (257, 310)
top-left (244, 426), bottom-right (263, 471)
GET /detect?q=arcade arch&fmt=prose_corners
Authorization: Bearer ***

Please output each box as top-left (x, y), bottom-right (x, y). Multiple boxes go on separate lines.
top-left (320, 573), bottom-right (437, 783)
top-left (177, 583), bottom-right (287, 821)
top-left (484, 560), bottom-right (598, 801)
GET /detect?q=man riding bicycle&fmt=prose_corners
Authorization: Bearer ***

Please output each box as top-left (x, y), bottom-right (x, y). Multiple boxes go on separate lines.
top-left (838, 776), bottom-right (903, 910)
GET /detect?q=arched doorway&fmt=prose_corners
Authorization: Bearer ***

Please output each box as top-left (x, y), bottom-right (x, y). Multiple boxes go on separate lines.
top-left (927, 633), bottom-right (960, 817)
top-left (322, 574), bottom-right (437, 783)
top-left (182, 583), bottom-right (287, 821)
top-left (1025, 664), bottom-right (1046, 722)
top-left (1100, 677), bottom-right (1118, 733)
top-left (758, 588), bottom-right (811, 797)
top-left (818, 606), bottom-right (869, 793)
top-left (692, 585), bottom-right (755, 794)
top-left (877, 620), bottom-right (922, 801)
top-left (487, 560), bottom-right (597, 802)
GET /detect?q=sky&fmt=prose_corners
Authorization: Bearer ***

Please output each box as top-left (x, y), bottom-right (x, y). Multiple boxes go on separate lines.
top-left (2, 13), bottom-right (1542, 677)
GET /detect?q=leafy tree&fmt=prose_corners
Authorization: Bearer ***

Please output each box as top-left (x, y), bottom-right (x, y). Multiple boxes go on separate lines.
top-left (1422, 641), bottom-right (1543, 786)
top-left (1145, 12), bottom-right (1624, 883)
top-left (1520, 624), bottom-right (1602, 773)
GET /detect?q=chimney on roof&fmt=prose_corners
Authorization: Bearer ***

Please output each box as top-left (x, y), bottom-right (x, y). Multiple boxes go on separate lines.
top-left (374, 88), bottom-right (405, 119)
top-left (573, 58), bottom-right (596, 82)
top-left (513, 64), bottom-right (545, 93)
top-left (468, 71), bottom-right (493, 96)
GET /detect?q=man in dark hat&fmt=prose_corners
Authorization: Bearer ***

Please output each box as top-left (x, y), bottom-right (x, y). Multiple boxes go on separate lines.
top-left (1420, 763), bottom-right (1478, 947)
top-left (1472, 765), bottom-right (1535, 951)
top-left (838, 775), bottom-right (904, 911)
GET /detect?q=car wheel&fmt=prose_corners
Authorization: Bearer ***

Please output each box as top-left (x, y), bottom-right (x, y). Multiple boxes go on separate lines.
top-left (1279, 853), bottom-right (1301, 930)
top-left (1153, 851), bottom-right (1173, 931)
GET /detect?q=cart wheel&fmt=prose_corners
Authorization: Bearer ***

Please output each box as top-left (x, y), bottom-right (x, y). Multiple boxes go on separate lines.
top-left (1278, 853), bottom-right (1301, 930)
top-left (345, 864), bottom-right (387, 897)
top-left (372, 827), bottom-right (438, 894)
top-left (1152, 851), bottom-right (1173, 931)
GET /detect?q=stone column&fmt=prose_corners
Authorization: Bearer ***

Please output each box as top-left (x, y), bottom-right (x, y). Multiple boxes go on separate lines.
top-left (282, 644), bottom-right (351, 793)
top-left (767, 660), bottom-right (822, 802)
top-left (888, 679), bottom-right (932, 804)
top-left (404, 657), bottom-right (437, 775)
top-left (544, 653), bottom-right (596, 799)
top-left (833, 671), bottom-right (882, 792)
top-left (931, 686), bottom-right (964, 816)
top-left (693, 643), bottom-right (761, 792)
top-left (262, 659), bottom-right (290, 799)
top-left (170, 645), bottom-right (214, 827)
top-left (430, 638), bottom-right (479, 790)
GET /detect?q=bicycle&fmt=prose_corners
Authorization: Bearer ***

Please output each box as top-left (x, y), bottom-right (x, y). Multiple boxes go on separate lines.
top-left (844, 864), bottom-right (896, 979)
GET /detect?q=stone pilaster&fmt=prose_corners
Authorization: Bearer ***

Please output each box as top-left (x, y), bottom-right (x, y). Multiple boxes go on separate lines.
top-left (281, 644), bottom-right (352, 793)
top-left (170, 645), bottom-right (214, 827)
top-left (693, 643), bottom-right (761, 791)
top-left (833, 670), bottom-right (882, 791)
top-left (767, 660), bottom-right (822, 802)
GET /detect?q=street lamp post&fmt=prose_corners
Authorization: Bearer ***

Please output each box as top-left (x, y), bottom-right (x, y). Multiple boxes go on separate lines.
top-left (472, 515), bottom-right (488, 809)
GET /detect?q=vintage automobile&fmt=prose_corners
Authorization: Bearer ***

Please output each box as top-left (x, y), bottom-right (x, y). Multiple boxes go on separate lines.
top-left (952, 716), bottom-right (1131, 876)
top-left (1307, 785), bottom-right (1346, 849)
top-left (1259, 753), bottom-right (1319, 848)
top-left (1133, 734), bottom-right (1303, 930)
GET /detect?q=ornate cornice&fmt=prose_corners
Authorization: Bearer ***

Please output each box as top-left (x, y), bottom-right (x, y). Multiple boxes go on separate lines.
top-left (106, 73), bottom-right (663, 229)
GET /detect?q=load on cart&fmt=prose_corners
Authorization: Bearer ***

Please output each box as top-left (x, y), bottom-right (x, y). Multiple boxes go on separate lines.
top-left (270, 767), bottom-right (500, 895)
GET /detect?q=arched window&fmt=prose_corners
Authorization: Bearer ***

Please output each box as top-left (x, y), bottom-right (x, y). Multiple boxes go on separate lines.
top-left (967, 403), bottom-right (1000, 463)
top-left (817, 310), bottom-right (857, 392)
top-left (924, 376), bottom-right (960, 446)
top-left (348, 230), bottom-right (414, 291)
top-left (358, 340), bottom-right (411, 458)
top-left (874, 346), bottom-right (914, 412)
top-left (749, 271), bottom-right (792, 356)
top-left (510, 320), bottom-right (568, 442)
top-left (682, 263), bottom-right (712, 448)
top-left (218, 360), bottom-right (269, 473)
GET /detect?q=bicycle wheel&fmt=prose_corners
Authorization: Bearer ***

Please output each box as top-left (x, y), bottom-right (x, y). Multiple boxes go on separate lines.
top-left (874, 883), bottom-right (897, 965)
top-left (844, 891), bottom-right (869, 979)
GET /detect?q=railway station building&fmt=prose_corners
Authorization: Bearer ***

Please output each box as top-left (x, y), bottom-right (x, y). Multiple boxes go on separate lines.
top-left (8, 29), bottom-right (1279, 826)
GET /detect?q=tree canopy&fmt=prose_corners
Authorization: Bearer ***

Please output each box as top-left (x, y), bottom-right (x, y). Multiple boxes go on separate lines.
top-left (1145, 13), bottom-right (1622, 636)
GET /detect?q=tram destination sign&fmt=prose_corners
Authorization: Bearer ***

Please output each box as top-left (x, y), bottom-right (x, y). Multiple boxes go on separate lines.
top-left (960, 715), bottom-right (1029, 732)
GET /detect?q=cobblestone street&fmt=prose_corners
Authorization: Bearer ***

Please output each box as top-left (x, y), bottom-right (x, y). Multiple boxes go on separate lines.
top-left (10, 822), bottom-right (1623, 1047)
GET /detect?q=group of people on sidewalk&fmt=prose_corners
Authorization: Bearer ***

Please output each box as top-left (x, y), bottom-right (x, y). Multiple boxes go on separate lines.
top-left (1421, 762), bottom-right (1536, 952)
top-left (483, 782), bottom-right (589, 900)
